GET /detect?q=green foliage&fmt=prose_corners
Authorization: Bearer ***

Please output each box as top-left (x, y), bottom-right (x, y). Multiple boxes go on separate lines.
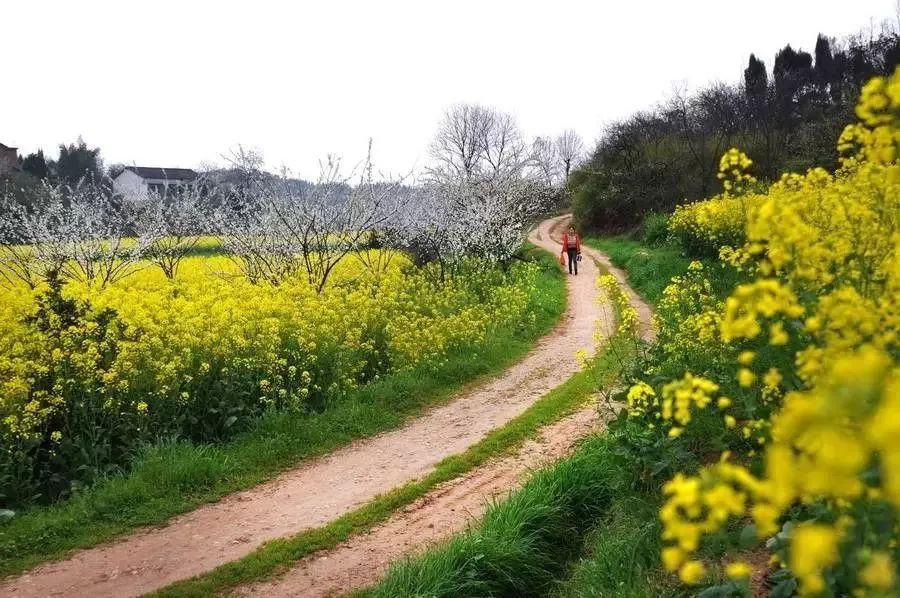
top-left (0, 171), bottom-right (43, 210)
top-left (54, 137), bottom-right (102, 184)
top-left (642, 213), bottom-right (670, 246)
top-left (21, 151), bottom-right (48, 180)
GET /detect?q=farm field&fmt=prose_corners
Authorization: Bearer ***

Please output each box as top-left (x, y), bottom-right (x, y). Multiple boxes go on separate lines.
top-left (0, 217), bottom-right (597, 596)
top-left (0, 235), bottom-right (567, 578)
top-left (0, 248), bottom-right (544, 502)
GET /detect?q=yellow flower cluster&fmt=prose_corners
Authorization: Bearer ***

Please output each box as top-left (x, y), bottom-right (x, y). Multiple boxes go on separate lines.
top-left (653, 262), bottom-right (724, 369)
top-left (720, 279), bottom-right (804, 343)
top-left (596, 274), bottom-right (639, 344)
top-left (0, 252), bottom-right (538, 448)
top-left (653, 69), bottom-right (900, 595)
top-left (669, 195), bottom-right (756, 257)
top-left (669, 149), bottom-right (760, 256)
top-left (841, 70), bottom-right (900, 166)
top-left (626, 373), bottom-right (728, 440)
top-left (661, 456), bottom-right (761, 583)
top-left (717, 148), bottom-right (758, 195)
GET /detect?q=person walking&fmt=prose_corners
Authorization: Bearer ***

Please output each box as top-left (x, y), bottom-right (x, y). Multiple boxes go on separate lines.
top-left (561, 224), bottom-right (582, 275)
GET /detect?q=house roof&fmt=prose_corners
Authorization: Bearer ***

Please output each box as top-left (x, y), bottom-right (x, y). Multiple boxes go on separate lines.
top-left (124, 166), bottom-right (198, 181)
top-left (0, 142), bottom-right (17, 151)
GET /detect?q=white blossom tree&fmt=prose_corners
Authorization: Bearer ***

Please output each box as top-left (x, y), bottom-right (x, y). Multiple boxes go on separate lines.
top-left (0, 177), bottom-right (139, 289)
top-left (0, 188), bottom-right (59, 288)
top-left (212, 144), bottom-right (407, 291)
top-left (407, 104), bottom-right (554, 272)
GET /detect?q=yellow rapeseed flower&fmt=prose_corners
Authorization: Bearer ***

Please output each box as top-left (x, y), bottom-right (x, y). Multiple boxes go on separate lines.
top-left (725, 561), bottom-right (752, 579)
top-left (860, 552), bottom-right (895, 590)
top-left (679, 560), bottom-right (707, 584)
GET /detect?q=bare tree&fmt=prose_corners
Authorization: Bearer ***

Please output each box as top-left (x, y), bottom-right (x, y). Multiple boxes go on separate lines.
top-left (429, 104), bottom-right (494, 178)
top-left (664, 85), bottom-right (739, 196)
top-left (428, 103), bottom-right (532, 182)
top-left (554, 129), bottom-right (584, 186)
top-left (480, 111), bottom-right (529, 181)
top-left (133, 179), bottom-right (208, 279)
top-left (530, 136), bottom-right (561, 188)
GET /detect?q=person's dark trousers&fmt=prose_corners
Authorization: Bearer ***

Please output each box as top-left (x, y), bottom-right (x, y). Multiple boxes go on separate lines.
top-left (567, 249), bottom-right (578, 274)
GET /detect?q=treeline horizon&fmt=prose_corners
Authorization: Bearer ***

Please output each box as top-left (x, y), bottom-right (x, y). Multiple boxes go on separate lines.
top-left (571, 23), bottom-right (900, 233)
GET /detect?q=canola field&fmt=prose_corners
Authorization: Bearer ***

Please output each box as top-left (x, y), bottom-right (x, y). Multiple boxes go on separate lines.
top-left (623, 69), bottom-right (900, 594)
top-left (0, 250), bottom-right (541, 505)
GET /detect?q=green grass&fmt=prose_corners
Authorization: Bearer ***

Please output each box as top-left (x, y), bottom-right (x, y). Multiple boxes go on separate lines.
top-left (552, 493), bottom-right (683, 597)
top-left (152, 350), bottom-right (606, 597)
top-left (583, 237), bottom-right (692, 305)
top-left (584, 236), bottom-right (746, 305)
top-left (0, 247), bottom-right (566, 580)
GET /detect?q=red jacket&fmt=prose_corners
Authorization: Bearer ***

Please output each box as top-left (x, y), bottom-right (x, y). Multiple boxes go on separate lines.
top-left (561, 232), bottom-right (581, 253)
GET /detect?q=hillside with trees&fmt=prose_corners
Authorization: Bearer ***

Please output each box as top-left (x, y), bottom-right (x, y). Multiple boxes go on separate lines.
top-left (571, 26), bottom-right (900, 232)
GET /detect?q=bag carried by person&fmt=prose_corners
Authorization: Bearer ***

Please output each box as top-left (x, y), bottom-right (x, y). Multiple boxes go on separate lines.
top-left (559, 251), bottom-right (566, 266)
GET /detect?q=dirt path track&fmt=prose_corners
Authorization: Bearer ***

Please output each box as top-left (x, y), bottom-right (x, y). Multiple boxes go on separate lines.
top-left (230, 216), bottom-right (657, 597)
top-left (2, 216), bottom-right (632, 598)
top-left (236, 408), bottom-right (603, 598)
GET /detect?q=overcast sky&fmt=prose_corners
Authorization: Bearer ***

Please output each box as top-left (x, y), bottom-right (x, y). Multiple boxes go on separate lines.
top-left (3, 0), bottom-right (898, 179)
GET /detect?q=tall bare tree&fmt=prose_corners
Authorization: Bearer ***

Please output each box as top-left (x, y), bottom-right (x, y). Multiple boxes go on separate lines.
top-left (428, 104), bottom-right (494, 178)
top-left (480, 111), bottom-right (528, 181)
top-left (428, 103), bottom-right (531, 182)
top-left (554, 130), bottom-right (584, 186)
top-left (530, 136), bottom-right (561, 188)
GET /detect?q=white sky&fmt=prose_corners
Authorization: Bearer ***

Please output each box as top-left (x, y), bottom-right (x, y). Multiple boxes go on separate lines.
top-left (3, 0), bottom-right (898, 179)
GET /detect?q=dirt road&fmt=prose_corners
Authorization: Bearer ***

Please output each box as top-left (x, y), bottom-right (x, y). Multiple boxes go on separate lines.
top-left (229, 215), bottom-right (657, 597)
top-left (2, 216), bottom-right (630, 598)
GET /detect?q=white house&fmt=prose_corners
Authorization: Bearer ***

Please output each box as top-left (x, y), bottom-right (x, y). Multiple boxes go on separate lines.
top-left (113, 166), bottom-right (198, 200)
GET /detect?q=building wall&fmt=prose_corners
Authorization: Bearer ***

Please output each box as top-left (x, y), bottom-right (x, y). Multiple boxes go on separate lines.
top-left (0, 147), bottom-right (18, 177)
top-left (113, 171), bottom-right (196, 200)
top-left (113, 169), bottom-right (148, 199)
